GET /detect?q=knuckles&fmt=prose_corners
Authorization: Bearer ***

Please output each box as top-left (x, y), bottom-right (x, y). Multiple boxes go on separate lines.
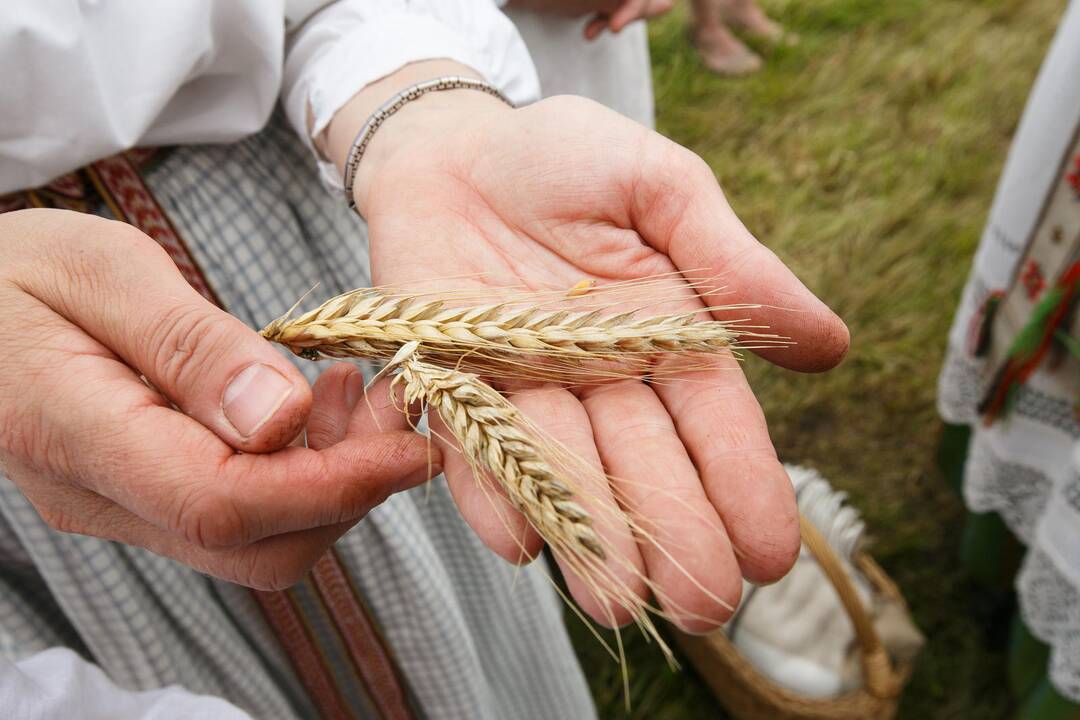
top-left (144, 304), bottom-right (229, 401)
top-left (0, 209), bottom-right (162, 281)
top-left (37, 505), bottom-right (90, 536)
top-left (224, 543), bottom-right (318, 592)
top-left (169, 481), bottom-right (249, 551)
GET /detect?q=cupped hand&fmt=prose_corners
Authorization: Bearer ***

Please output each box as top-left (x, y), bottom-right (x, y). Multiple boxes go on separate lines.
top-left (0, 209), bottom-right (440, 589)
top-left (354, 94), bottom-right (848, 631)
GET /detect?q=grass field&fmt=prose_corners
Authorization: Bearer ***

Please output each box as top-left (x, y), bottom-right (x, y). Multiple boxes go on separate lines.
top-left (567, 1), bottom-right (1069, 717)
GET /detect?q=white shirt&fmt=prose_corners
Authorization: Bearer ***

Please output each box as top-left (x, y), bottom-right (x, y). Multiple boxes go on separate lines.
top-left (0, 649), bottom-right (253, 720)
top-left (503, 9), bottom-right (655, 128)
top-left (0, 0), bottom-right (540, 195)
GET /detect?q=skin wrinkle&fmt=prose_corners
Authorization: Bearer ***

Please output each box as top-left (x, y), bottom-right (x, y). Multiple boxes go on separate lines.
top-left (146, 303), bottom-right (228, 405)
top-left (629, 145), bottom-right (697, 249)
top-left (173, 473), bottom-right (248, 550)
top-left (467, 161), bottom-right (600, 288)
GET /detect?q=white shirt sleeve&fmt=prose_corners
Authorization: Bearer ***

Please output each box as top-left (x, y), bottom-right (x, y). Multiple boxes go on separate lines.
top-left (281, 0), bottom-right (540, 188)
top-left (0, 0), bottom-right (285, 194)
top-left (0, 647), bottom-right (252, 720)
top-left (0, 0), bottom-right (538, 195)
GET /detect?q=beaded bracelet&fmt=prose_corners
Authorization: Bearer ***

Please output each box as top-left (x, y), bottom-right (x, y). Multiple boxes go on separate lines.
top-left (342, 76), bottom-right (515, 216)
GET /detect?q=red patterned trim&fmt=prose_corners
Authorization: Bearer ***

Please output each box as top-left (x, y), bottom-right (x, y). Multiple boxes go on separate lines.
top-left (311, 551), bottom-right (416, 720)
top-left (252, 589), bottom-right (356, 720)
top-left (87, 154), bottom-right (221, 306)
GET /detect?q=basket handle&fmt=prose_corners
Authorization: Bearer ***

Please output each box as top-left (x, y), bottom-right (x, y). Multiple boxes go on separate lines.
top-left (798, 514), bottom-right (902, 699)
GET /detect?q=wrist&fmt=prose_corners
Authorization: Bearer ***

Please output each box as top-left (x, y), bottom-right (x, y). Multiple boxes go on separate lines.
top-left (351, 90), bottom-right (512, 215)
top-left (322, 61), bottom-right (513, 216)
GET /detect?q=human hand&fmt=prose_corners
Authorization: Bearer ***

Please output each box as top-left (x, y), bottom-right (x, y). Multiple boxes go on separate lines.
top-left (504, 0), bottom-right (623, 17)
top-left (0, 209), bottom-right (440, 589)
top-left (329, 68), bottom-right (847, 632)
top-left (583, 0), bottom-right (674, 40)
top-left (503, 0), bottom-right (672, 39)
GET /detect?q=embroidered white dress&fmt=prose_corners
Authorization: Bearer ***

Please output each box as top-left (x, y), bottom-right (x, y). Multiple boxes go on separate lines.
top-left (937, 0), bottom-right (1080, 701)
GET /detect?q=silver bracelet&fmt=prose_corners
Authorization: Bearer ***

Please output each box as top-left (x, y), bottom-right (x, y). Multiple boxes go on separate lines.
top-left (342, 76), bottom-right (515, 216)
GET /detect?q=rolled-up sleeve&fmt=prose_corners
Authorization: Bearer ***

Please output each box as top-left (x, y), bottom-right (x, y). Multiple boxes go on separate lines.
top-left (282, 0), bottom-right (540, 187)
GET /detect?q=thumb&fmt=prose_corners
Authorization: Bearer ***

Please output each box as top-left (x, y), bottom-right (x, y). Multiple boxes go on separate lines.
top-left (22, 212), bottom-right (311, 452)
top-left (631, 140), bottom-right (850, 372)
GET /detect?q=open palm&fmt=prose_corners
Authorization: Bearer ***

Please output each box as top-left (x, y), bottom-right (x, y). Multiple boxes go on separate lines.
top-left (362, 95), bottom-right (848, 629)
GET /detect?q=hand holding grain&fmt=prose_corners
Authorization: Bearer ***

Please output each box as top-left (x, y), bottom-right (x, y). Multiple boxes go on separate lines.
top-left (343, 90), bottom-right (850, 632)
top-left (0, 209), bottom-right (440, 589)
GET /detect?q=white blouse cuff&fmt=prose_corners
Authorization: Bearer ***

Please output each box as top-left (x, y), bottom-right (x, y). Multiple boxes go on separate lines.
top-left (284, 7), bottom-right (539, 191)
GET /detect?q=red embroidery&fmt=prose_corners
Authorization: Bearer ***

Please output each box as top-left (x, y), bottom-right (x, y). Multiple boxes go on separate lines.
top-left (1021, 259), bottom-right (1046, 300)
top-left (1069, 155), bottom-right (1080, 196)
top-left (89, 155), bottom-right (220, 306)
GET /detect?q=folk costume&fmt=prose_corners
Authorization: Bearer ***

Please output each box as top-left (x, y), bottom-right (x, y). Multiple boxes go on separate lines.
top-left (938, 1), bottom-right (1080, 713)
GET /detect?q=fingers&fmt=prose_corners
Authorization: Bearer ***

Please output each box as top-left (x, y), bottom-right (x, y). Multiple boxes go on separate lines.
top-left (14, 210), bottom-right (311, 453)
top-left (33, 344), bottom-right (437, 549)
top-left (632, 145), bottom-right (850, 372)
top-left (608, 0), bottom-right (648, 32)
top-left (433, 411), bottom-right (543, 564)
top-left (511, 387), bottom-right (647, 627)
top-left (584, 14), bottom-right (609, 40)
top-left (580, 379), bottom-right (741, 632)
top-left (645, 0), bottom-right (675, 17)
top-left (21, 474), bottom-right (351, 591)
top-left (308, 363), bottom-right (417, 449)
top-left (308, 363), bottom-right (365, 449)
top-left (651, 354), bottom-right (800, 584)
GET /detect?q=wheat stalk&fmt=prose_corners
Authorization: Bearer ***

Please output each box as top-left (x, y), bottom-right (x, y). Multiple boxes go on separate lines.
top-left (264, 282), bottom-right (758, 678)
top-left (387, 344), bottom-right (673, 667)
top-left (261, 287), bottom-right (785, 383)
top-left (390, 346), bottom-right (606, 561)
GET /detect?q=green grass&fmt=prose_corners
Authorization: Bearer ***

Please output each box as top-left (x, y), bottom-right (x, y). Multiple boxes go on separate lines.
top-left (568, 1), bottom-right (1069, 717)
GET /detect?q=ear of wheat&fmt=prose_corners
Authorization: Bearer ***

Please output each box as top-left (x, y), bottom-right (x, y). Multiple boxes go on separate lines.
top-left (390, 344), bottom-right (606, 561)
top-left (260, 287), bottom-right (788, 384)
top-left (386, 342), bottom-right (675, 665)
top-left (264, 280), bottom-right (763, 676)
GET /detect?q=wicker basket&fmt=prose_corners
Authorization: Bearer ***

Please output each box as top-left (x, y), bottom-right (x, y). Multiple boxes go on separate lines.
top-left (673, 516), bottom-right (914, 720)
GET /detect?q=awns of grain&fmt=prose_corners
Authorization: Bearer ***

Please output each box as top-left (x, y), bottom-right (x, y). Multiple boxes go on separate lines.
top-left (392, 348), bottom-right (606, 561)
top-left (261, 283), bottom-right (756, 662)
top-left (260, 286), bottom-right (788, 385)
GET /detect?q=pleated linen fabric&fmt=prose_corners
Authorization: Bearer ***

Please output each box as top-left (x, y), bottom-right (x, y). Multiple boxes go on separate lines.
top-left (936, 0), bottom-right (1080, 702)
top-left (0, 115), bottom-right (595, 719)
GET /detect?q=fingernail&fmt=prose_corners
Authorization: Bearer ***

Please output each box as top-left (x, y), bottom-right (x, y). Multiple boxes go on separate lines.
top-left (344, 371), bottom-right (365, 411)
top-left (223, 363), bottom-right (294, 438)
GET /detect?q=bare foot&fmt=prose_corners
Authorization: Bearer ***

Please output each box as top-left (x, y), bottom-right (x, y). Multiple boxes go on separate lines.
top-left (718, 0), bottom-right (797, 45)
top-left (692, 25), bottom-right (763, 76)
